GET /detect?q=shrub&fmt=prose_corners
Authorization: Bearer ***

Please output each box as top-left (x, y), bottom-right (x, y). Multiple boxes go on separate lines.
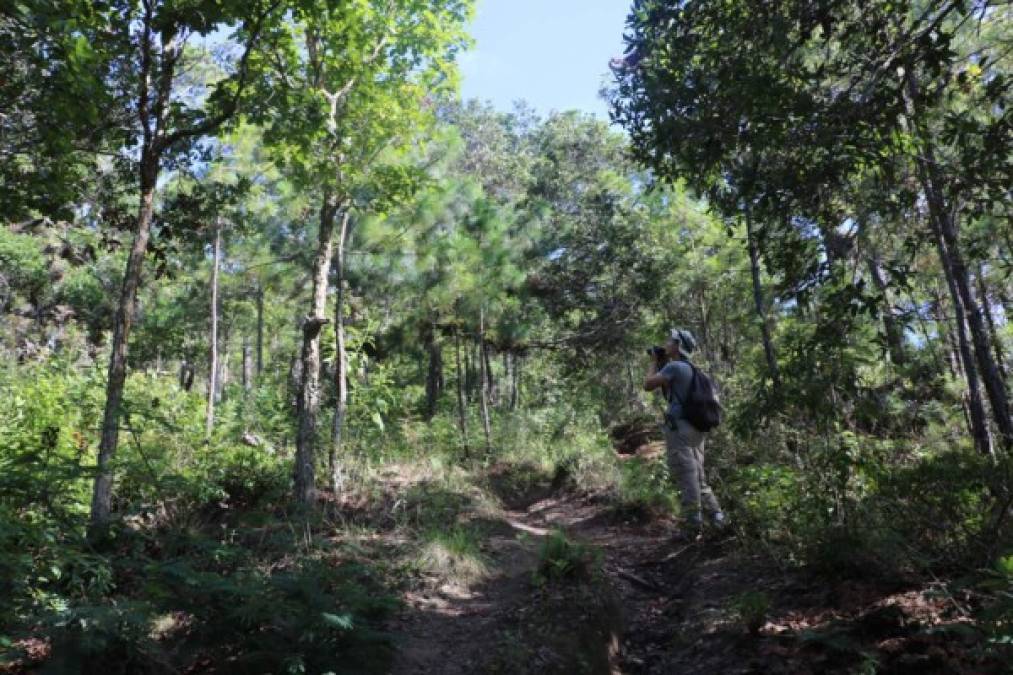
top-left (0, 228), bottom-right (48, 300)
top-left (730, 590), bottom-right (770, 635)
top-left (612, 457), bottom-right (679, 520)
top-left (535, 529), bottom-right (600, 584)
top-left (978, 553), bottom-right (1013, 652)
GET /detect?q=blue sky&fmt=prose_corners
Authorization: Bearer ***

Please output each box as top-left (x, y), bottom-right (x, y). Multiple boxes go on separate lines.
top-left (459, 0), bottom-right (631, 120)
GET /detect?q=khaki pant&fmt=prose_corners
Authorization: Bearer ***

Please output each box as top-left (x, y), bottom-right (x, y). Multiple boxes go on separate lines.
top-left (663, 419), bottom-right (722, 521)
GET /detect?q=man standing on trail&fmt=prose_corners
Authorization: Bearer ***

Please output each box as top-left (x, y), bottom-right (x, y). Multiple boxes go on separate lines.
top-left (644, 329), bottom-right (727, 539)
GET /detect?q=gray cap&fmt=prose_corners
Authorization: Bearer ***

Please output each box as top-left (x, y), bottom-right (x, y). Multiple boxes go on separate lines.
top-left (669, 328), bottom-right (697, 356)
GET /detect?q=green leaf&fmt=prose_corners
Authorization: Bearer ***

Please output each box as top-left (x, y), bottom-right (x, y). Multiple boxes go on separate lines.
top-left (321, 612), bottom-right (354, 631)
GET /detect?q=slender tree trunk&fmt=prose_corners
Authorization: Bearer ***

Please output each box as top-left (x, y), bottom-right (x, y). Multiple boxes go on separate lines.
top-left (242, 336), bottom-right (252, 392)
top-left (937, 299), bottom-right (972, 436)
top-left (478, 309), bottom-right (492, 454)
top-left (865, 247), bottom-right (906, 367)
top-left (927, 196), bottom-right (1006, 450)
top-left (905, 285), bottom-right (941, 374)
top-left (483, 338), bottom-right (496, 405)
top-left (90, 155), bottom-right (159, 528)
top-left (931, 288), bottom-right (959, 379)
top-left (511, 353), bottom-right (521, 410)
top-left (454, 329), bottom-right (469, 455)
top-left (87, 9), bottom-right (261, 526)
top-left (697, 289), bottom-right (714, 365)
top-left (745, 212), bottom-right (781, 387)
top-left (256, 283), bottom-right (265, 379)
top-left (206, 219), bottom-right (222, 437)
top-left (502, 351), bottom-right (511, 410)
top-left (905, 77), bottom-right (1012, 449)
top-left (934, 227), bottom-right (993, 456)
top-left (924, 176), bottom-right (1009, 450)
top-left (330, 210), bottom-right (351, 495)
top-left (424, 320), bottom-right (443, 421)
top-left (179, 360), bottom-right (195, 391)
top-left (219, 323), bottom-right (230, 400)
top-left (998, 287), bottom-right (1013, 325)
top-left (976, 265), bottom-right (1008, 382)
top-left (294, 195), bottom-right (338, 505)
top-left (464, 343), bottom-right (475, 404)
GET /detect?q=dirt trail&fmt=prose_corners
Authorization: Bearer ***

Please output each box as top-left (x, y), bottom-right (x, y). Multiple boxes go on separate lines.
top-left (388, 487), bottom-right (1003, 674)
top-left (388, 486), bottom-right (757, 674)
top-left (388, 516), bottom-right (542, 674)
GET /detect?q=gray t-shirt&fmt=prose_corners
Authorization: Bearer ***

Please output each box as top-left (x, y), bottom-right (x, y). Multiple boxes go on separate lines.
top-left (660, 360), bottom-right (694, 419)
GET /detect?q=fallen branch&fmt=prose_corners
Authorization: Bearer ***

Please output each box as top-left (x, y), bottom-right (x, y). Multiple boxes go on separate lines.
top-left (616, 567), bottom-right (661, 592)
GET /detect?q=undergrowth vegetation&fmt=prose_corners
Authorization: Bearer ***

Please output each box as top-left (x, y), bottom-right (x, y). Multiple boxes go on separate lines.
top-left (4, 342), bottom-right (1013, 669)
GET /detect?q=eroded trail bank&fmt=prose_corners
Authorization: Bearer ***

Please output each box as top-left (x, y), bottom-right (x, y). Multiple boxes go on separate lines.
top-left (381, 473), bottom-right (1006, 675)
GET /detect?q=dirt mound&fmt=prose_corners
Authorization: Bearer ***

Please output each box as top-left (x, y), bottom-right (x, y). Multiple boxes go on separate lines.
top-left (610, 415), bottom-right (662, 455)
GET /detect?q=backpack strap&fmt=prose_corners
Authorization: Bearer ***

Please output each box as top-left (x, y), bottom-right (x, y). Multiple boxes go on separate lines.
top-left (671, 361), bottom-right (698, 407)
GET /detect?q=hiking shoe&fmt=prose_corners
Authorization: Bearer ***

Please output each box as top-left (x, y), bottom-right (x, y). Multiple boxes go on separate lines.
top-left (671, 527), bottom-right (701, 544)
top-left (710, 511), bottom-right (730, 530)
top-left (672, 515), bottom-right (703, 543)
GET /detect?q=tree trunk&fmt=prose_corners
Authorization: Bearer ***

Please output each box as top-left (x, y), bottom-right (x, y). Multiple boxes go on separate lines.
top-left (934, 226), bottom-right (993, 456)
top-left (294, 196), bottom-right (338, 505)
top-left (242, 336), bottom-right (252, 392)
top-left (454, 329), bottom-right (470, 455)
top-left (745, 212), bottom-right (781, 387)
top-left (464, 343), bottom-right (475, 404)
top-left (502, 351), bottom-right (512, 410)
top-left (924, 175), bottom-right (1008, 451)
top-left (998, 287), bottom-right (1013, 326)
top-left (905, 76), bottom-right (1012, 450)
top-left (478, 309), bottom-right (492, 454)
top-left (179, 360), bottom-right (195, 391)
top-left (256, 283), bottom-right (265, 379)
top-left (976, 265), bottom-right (1008, 382)
top-left (424, 321), bottom-right (443, 421)
top-left (697, 289), bottom-right (714, 366)
top-left (220, 323), bottom-right (231, 399)
top-left (90, 155), bottom-right (159, 528)
top-left (330, 210), bottom-right (351, 495)
top-left (865, 247), bottom-right (906, 367)
top-left (206, 218), bottom-right (222, 438)
top-left (511, 353), bottom-right (520, 410)
top-left (88, 9), bottom-right (258, 526)
top-left (930, 288), bottom-right (959, 379)
top-left (483, 338), bottom-right (496, 406)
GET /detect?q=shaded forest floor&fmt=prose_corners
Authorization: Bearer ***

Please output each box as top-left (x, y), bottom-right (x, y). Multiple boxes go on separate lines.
top-left (359, 455), bottom-right (1008, 675)
top-left (4, 447), bottom-right (1008, 674)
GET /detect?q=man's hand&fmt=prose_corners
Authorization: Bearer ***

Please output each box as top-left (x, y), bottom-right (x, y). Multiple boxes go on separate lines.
top-left (644, 357), bottom-right (667, 392)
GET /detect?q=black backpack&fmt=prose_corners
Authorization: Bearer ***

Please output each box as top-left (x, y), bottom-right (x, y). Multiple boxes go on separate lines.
top-left (671, 363), bottom-right (722, 432)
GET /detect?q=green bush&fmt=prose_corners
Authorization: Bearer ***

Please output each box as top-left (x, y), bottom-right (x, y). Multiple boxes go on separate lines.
top-left (0, 228), bottom-right (48, 299)
top-left (726, 431), bottom-right (1001, 578)
top-left (57, 265), bottom-right (114, 339)
top-left (535, 529), bottom-right (600, 584)
top-left (145, 554), bottom-right (396, 673)
top-left (726, 463), bottom-right (805, 549)
top-left (612, 457), bottom-right (678, 520)
top-left (978, 553), bottom-right (1013, 652)
top-left (0, 364), bottom-right (103, 627)
top-left (22, 544), bottom-right (397, 674)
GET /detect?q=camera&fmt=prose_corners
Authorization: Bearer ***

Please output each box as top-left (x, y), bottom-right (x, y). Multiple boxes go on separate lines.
top-left (646, 345), bottom-right (667, 362)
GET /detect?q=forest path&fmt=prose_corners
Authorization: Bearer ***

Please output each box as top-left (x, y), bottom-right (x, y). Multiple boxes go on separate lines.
top-left (385, 472), bottom-right (989, 674)
top-left (386, 481), bottom-right (792, 675)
